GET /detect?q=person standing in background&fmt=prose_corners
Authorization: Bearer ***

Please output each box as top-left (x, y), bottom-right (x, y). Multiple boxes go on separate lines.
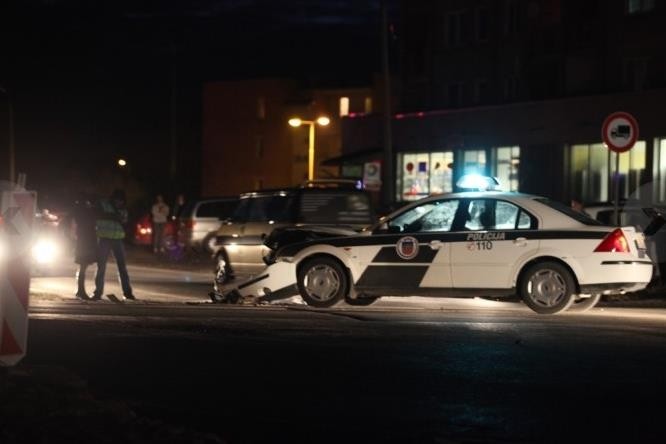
top-left (151, 194), bottom-right (170, 253)
top-left (70, 193), bottom-right (98, 300)
top-left (172, 193), bottom-right (186, 221)
top-left (93, 189), bottom-right (135, 301)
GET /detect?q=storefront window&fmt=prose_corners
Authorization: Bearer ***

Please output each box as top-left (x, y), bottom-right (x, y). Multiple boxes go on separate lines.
top-left (462, 150), bottom-right (487, 176)
top-left (493, 146), bottom-right (520, 191)
top-left (570, 142), bottom-right (646, 203)
top-left (397, 151), bottom-right (454, 201)
top-left (655, 138), bottom-right (666, 202)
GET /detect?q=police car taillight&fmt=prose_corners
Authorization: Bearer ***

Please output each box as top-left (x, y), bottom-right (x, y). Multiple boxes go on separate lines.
top-left (594, 229), bottom-right (629, 253)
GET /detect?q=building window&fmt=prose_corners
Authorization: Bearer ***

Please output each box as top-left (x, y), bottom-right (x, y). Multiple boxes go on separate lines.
top-left (448, 82), bottom-right (464, 108)
top-left (476, 7), bottom-right (489, 42)
top-left (623, 58), bottom-right (648, 91)
top-left (447, 11), bottom-right (464, 47)
top-left (473, 79), bottom-right (488, 104)
top-left (503, 76), bottom-right (519, 100)
top-left (655, 138), bottom-right (666, 202)
top-left (462, 149), bottom-right (487, 176)
top-left (461, 147), bottom-right (521, 192)
top-left (257, 97), bottom-right (266, 120)
top-left (612, 142), bottom-right (646, 200)
top-left (397, 151), bottom-right (454, 201)
top-left (339, 97), bottom-right (350, 117)
top-left (493, 146), bottom-right (520, 191)
top-left (570, 142), bottom-right (646, 203)
top-left (364, 97), bottom-right (373, 114)
top-left (505, 0), bottom-right (520, 34)
top-left (627, 0), bottom-right (655, 14)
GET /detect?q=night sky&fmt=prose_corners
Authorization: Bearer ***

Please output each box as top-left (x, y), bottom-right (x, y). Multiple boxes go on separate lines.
top-left (1, 0), bottom-right (394, 210)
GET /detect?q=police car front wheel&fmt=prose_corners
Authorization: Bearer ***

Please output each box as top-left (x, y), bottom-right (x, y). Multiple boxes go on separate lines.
top-left (520, 262), bottom-right (576, 315)
top-left (297, 257), bottom-right (348, 308)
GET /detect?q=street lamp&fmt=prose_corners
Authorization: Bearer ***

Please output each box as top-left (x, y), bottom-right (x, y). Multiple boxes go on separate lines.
top-left (117, 158), bottom-right (127, 167)
top-left (288, 116), bottom-right (330, 180)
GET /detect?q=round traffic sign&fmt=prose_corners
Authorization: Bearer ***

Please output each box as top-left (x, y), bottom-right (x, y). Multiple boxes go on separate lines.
top-left (602, 111), bottom-right (639, 153)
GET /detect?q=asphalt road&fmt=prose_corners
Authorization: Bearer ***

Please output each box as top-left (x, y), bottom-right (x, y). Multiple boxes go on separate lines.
top-left (20, 264), bottom-right (666, 443)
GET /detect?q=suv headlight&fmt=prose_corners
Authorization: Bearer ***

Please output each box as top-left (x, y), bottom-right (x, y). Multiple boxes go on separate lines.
top-left (32, 238), bottom-right (60, 264)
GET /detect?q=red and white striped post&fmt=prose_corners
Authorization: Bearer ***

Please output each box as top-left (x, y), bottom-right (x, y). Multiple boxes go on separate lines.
top-left (0, 189), bottom-right (35, 367)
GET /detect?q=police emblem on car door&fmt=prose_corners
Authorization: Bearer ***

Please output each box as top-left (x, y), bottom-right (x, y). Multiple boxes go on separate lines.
top-left (353, 199), bottom-right (460, 292)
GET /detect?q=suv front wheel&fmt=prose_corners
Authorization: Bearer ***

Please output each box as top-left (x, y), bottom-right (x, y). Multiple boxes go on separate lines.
top-left (297, 257), bottom-right (347, 308)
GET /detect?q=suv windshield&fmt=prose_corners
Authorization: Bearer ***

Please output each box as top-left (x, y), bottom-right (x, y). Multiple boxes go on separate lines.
top-left (535, 198), bottom-right (603, 225)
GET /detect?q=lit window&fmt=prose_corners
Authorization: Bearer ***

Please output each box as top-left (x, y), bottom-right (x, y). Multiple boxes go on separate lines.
top-left (397, 152), bottom-right (453, 201)
top-left (364, 97), bottom-right (373, 113)
top-left (339, 97), bottom-right (350, 117)
top-left (570, 142), bottom-right (646, 203)
top-left (493, 146), bottom-right (520, 191)
top-left (655, 138), bottom-right (666, 202)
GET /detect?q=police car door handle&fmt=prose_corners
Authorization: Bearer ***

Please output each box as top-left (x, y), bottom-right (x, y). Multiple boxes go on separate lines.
top-left (513, 237), bottom-right (528, 246)
top-left (429, 240), bottom-right (443, 250)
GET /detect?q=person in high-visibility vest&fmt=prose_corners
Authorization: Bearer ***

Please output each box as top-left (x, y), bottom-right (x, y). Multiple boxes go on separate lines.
top-left (92, 189), bottom-right (135, 300)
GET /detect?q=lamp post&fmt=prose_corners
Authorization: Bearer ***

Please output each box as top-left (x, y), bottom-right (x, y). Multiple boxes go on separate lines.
top-left (288, 116), bottom-right (330, 180)
top-left (0, 86), bottom-right (15, 184)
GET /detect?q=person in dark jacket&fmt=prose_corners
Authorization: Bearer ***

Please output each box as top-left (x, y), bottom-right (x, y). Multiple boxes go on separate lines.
top-left (92, 189), bottom-right (136, 300)
top-left (71, 193), bottom-right (98, 300)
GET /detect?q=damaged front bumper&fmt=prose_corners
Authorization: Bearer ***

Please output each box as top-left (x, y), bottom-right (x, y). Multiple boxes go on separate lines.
top-left (210, 261), bottom-right (299, 304)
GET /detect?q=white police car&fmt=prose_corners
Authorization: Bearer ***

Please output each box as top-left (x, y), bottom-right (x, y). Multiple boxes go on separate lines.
top-left (217, 181), bottom-right (658, 314)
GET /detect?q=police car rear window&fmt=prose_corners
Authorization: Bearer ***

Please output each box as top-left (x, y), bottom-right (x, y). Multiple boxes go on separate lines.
top-left (535, 198), bottom-right (603, 225)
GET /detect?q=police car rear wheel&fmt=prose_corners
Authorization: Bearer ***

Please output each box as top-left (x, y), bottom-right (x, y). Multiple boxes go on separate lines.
top-left (520, 262), bottom-right (576, 315)
top-left (568, 293), bottom-right (602, 312)
top-left (297, 257), bottom-right (347, 308)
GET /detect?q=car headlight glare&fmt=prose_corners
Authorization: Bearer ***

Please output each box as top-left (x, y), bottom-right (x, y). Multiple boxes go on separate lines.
top-left (32, 239), bottom-right (60, 264)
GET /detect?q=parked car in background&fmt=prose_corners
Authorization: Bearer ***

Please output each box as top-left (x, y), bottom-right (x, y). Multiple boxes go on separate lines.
top-left (133, 213), bottom-right (155, 246)
top-left (176, 197), bottom-right (239, 252)
top-left (212, 180), bottom-right (376, 282)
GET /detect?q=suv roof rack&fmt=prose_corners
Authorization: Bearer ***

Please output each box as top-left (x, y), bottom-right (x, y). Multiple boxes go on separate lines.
top-left (300, 179), bottom-right (360, 189)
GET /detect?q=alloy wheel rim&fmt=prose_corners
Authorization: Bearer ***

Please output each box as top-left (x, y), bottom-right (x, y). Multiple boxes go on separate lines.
top-left (527, 269), bottom-right (567, 307)
top-left (304, 264), bottom-right (341, 302)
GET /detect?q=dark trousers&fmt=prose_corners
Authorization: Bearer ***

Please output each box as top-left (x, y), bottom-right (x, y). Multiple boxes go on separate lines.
top-left (94, 238), bottom-right (132, 297)
top-left (76, 263), bottom-right (90, 295)
top-left (153, 222), bottom-right (165, 251)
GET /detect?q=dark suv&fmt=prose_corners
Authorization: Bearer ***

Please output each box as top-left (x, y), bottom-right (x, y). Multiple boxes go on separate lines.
top-left (212, 180), bottom-right (375, 279)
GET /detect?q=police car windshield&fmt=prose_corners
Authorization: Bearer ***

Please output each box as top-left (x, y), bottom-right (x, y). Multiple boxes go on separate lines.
top-left (534, 198), bottom-right (603, 226)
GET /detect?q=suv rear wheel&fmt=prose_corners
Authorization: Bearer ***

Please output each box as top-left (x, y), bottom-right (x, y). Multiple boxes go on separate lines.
top-left (297, 257), bottom-right (347, 308)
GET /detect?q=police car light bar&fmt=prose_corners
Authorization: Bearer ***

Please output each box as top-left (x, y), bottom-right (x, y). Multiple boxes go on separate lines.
top-left (456, 174), bottom-right (501, 191)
